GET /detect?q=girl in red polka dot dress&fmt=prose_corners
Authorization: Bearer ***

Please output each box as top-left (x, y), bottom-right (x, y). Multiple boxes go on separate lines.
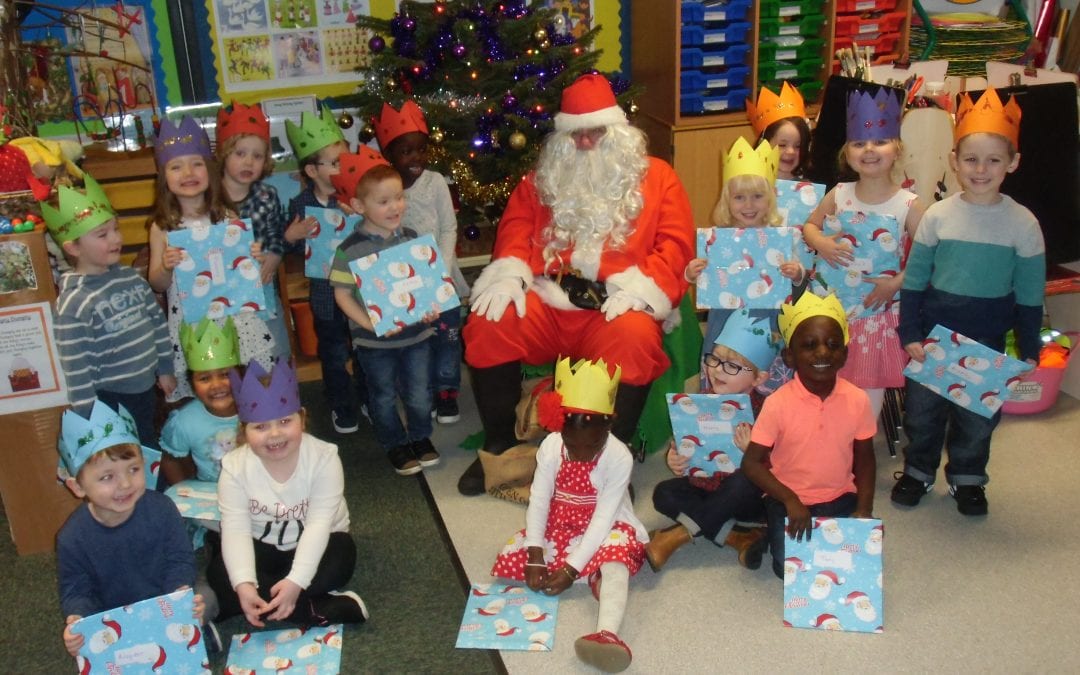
top-left (491, 358), bottom-right (647, 673)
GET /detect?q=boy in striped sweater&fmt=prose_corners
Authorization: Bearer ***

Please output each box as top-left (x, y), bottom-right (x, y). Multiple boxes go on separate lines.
top-left (44, 174), bottom-right (175, 449)
top-left (894, 88), bottom-right (1045, 516)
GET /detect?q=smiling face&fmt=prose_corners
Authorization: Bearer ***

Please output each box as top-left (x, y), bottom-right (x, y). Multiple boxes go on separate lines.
top-left (222, 135), bottom-right (270, 189)
top-left (951, 132), bottom-right (1019, 205)
top-left (353, 174), bottom-right (405, 237)
top-left (65, 218), bottom-right (123, 274)
top-left (704, 343), bottom-right (763, 394)
top-left (844, 138), bottom-right (899, 180)
top-left (191, 367), bottom-right (237, 417)
top-left (768, 120), bottom-right (803, 180)
top-left (782, 315), bottom-right (848, 398)
top-left (69, 446), bottom-right (146, 527)
top-left (243, 412), bottom-right (303, 466)
top-left (164, 154), bottom-right (210, 201)
top-left (384, 131), bottom-right (429, 189)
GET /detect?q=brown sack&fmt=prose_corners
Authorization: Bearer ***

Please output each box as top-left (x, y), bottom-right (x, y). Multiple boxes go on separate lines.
top-left (515, 375), bottom-right (553, 442)
top-left (479, 443), bottom-right (538, 505)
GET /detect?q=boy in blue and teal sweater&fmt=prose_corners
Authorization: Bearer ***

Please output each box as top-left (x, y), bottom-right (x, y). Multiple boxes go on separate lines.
top-left (894, 88), bottom-right (1045, 516)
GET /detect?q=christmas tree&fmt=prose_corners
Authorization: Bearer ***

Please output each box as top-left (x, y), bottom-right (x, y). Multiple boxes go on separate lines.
top-left (339, 0), bottom-right (637, 231)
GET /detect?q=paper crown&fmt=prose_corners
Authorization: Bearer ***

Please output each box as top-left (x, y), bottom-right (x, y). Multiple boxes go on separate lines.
top-left (230, 359), bottom-right (301, 423)
top-left (216, 101), bottom-right (270, 145)
top-left (374, 100), bottom-right (428, 149)
top-left (846, 89), bottom-right (902, 142)
top-left (955, 87), bottom-right (1021, 147)
top-left (714, 309), bottom-right (781, 371)
top-left (746, 82), bottom-right (807, 137)
top-left (554, 74), bottom-right (627, 132)
top-left (285, 104), bottom-right (346, 161)
top-left (330, 146), bottom-right (392, 204)
top-left (778, 293), bottom-right (849, 345)
top-left (723, 137), bottom-right (780, 185)
top-left (180, 317), bottom-right (240, 372)
top-left (59, 400), bottom-right (143, 475)
top-left (554, 357), bottom-right (621, 415)
top-left (40, 173), bottom-right (116, 243)
top-left (155, 116), bottom-right (212, 169)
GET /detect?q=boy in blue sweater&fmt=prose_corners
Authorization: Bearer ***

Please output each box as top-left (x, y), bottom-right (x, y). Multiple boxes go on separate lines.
top-left (894, 88), bottom-right (1045, 516)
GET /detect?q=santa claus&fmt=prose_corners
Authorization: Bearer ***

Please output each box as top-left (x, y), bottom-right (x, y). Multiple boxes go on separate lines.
top-left (459, 74), bottom-right (695, 495)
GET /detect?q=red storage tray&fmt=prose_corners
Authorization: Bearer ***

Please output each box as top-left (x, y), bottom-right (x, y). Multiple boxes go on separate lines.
top-left (834, 11), bottom-right (906, 37)
top-left (835, 0), bottom-right (898, 12)
top-left (833, 32), bottom-right (903, 57)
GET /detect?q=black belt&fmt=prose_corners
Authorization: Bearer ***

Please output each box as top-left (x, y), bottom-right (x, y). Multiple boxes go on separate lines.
top-left (554, 271), bottom-right (608, 310)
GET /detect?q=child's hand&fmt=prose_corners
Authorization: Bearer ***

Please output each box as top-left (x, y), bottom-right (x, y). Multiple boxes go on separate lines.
top-left (904, 341), bottom-right (926, 363)
top-left (158, 374), bottom-right (177, 398)
top-left (284, 215), bottom-right (318, 244)
top-left (177, 586), bottom-right (205, 622)
top-left (815, 233), bottom-right (854, 268)
top-left (236, 582), bottom-right (270, 628)
top-left (665, 440), bottom-right (688, 476)
top-left (162, 246), bottom-right (185, 272)
top-left (338, 201), bottom-right (357, 217)
top-left (733, 422), bottom-right (752, 452)
top-left (63, 615), bottom-right (84, 656)
top-left (779, 260), bottom-right (804, 282)
top-left (852, 508), bottom-right (873, 519)
top-left (250, 241), bottom-right (265, 266)
top-left (420, 310), bottom-right (439, 324)
top-left (525, 547), bottom-right (548, 591)
top-left (540, 565), bottom-right (575, 596)
top-left (862, 273), bottom-right (902, 310)
top-left (684, 258), bottom-right (707, 283)
top-left (784, 498), bottom-right (812, 542)
top-left (260, 252), bottom-right (281, 285)
top-left (265, 578), bottom-right (303, 622)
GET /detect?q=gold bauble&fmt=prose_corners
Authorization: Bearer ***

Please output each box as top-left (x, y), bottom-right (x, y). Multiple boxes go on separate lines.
top-left (386, 77), bottom-right (399, 91)
top-left (508, 131), bottom-right (526, 150)
top-left (539, 39), bottom-right (551, 50)
top-left (534, 28), bottom-right (548, 42)
top-left (430, 127), bottom-right (445, 144)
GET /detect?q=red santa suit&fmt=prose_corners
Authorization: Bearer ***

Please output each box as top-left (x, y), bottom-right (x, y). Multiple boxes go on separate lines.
top-left (463, 158), bottom-right (695, 385)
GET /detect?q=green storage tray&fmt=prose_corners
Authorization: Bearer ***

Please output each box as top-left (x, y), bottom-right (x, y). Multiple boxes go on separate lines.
top-left (759, 0), bottom-right (818, 18)
top-left (757, 57), bottom-right (825, 82)
top-left (757, 37), bottom-right (826, 63)
top-left (758, 14), bottom-right (826, 38)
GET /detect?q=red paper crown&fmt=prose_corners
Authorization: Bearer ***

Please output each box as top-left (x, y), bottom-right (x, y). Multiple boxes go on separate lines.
top-left (216, 101), bottom-right (270, 145)
top-left (330, 146), bottom-right (392, 204)
top-left (374, 100), bottom-right (428, 149)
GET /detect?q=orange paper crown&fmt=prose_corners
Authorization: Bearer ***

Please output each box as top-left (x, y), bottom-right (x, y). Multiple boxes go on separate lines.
top-left (374, 100), bottom-right (428, 149)
top-left (330, 146), bottom-right (391, 203)
top-left (216, 101), bottom-right (270, 145)
top-left (954, 88), bottom-right (1021, 147)
top-left (746, 82), bottom-right (806, 137)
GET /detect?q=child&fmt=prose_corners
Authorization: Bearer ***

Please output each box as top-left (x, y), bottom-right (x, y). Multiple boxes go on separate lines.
top-left (646, 310), bottom-right (780, 571)
top-left (159, 317), bottom-right (241, 486)
top-left (147, 116), bottom-right (277, 402)
top-left (328, 148), bottom-right (439, 476)
top-left (802, 90), bottom-right (925, 417)
top-left (741, 293), bottom-right (877, 579)
top-left (284, 105), bottom-right (367, 434)
top-left (893, 88), bottom-right (1044, 516)
top-left (746, 81), bottom-right (812, 181)
top-left (207, 359), bottom-right (367, 627)
top-left (374, 100), bottom-right (470, 424)
top-left (215, 101), bottom-right (292, 362)
top-left (44, 174), bottom-right (175, 447)
top-left (491, 358), bottom-right (646, 674)
top-left (56, 401), bottom-right (211, 656)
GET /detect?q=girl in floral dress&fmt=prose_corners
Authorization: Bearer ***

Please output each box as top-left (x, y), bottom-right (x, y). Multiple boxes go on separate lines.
top-left (491, 358), bottom-right (646, 674)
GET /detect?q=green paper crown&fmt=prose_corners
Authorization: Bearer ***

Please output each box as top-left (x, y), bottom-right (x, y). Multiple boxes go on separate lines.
top-left (40, 174), bottom-right (116, 243)
top-left (285, 105), bottom-right (346, 161)
top-left (180, 317), bottom-right (241, 371)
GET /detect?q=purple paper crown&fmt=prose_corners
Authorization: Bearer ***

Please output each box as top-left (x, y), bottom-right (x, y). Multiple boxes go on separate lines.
top-left (229, 359), bottom-right (301, 423)
top-left (846, 90), bottom-right (901, 142)
top-left (155, 115), bottom-right (212, 169)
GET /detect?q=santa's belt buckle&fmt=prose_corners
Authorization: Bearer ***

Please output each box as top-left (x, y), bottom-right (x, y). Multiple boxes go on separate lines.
top-left (556, 272), bottom-right (608, 310)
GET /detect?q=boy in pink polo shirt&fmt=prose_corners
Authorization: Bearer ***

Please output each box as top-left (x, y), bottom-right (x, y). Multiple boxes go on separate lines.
top-left (741, 293), bottom-right (877, 579)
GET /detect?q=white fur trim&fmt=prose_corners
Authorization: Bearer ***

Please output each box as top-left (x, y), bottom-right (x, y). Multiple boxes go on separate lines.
top-left (471, 256), bottom-right (533, 299)
top-left (569, 246), bottom-right (602, 281)
top-left (661, 306), bottom-right (683, 334)
top-left (554, 106), bottom-right (627, 132)
top-left (532, 277), bottom-right (581, 311)
top-left (605, 266), bottom-right (674, 321)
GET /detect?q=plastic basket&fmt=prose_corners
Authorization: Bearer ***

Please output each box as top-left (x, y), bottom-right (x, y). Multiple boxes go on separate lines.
top-left (680, 66), bottom-right (751, 93)
top-left (1001, 365), bottom-right (1067, 414)
top-left (759, 15), bottom-right (827, 38)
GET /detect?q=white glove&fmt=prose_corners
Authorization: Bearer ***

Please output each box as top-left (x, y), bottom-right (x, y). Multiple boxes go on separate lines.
top-left (470, 276), bottom-right (527, 321)
top-left (601, 290), bottom-right (648, 321)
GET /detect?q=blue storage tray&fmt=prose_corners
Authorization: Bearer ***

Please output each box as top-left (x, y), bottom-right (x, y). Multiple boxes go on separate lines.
top-left (680, 66), bottom-right (751, 93)
top-left (680, 88), bottom-right (751, 114)
top-left (681, 44), bottom-right (751, 69)
top-left (682, 0), bottom-right (752, 24)
top-left (681, 22), bottom-right (752, 47)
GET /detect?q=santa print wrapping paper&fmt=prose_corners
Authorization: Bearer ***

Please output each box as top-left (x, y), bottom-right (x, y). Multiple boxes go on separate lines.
top-left (71, 588), bottom-right (210, 674)
top-left (304, 207), bottom-right (361, 280)
top-left (667, 393), bottom-right (755, 477)
top-left (167, 218), bottom-right (270, 320)
top-left (165, 480), bottom-right (221, 522)
top-left (225, 624), bottom-right (344, 674)
top-left (783, 517), bottom-right (884, 634)
top-left (347, 233), bottom-right (460, 337)
top-left (810, 211), bottom-right (901, 321)
top-left (903, 324), bottom-right (1033, 418)
top-left (775, 179), bottom-right (824, 270)
top-left (456, 582), bottom-right (558, 652)
top-left (696, 227), bottom-right (802, 310)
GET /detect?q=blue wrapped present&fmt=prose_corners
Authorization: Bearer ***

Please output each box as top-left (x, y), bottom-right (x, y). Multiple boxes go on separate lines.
top-left (225, 624), bottom-right (343, 673)
top-left (810, 211), bottom-right (901, 321)
top-left (165, 480), bottom-right (220, 522)
top-left (667, 393), bottom-right (755, 476)
top-left (456, 583), bottom-right (558, 651)
top-left (304, 206), bottom-right (361, 280)
top-left (167, 219), bottom-right (270, 320)
top-left (697, 227), bottom-right (803, 310)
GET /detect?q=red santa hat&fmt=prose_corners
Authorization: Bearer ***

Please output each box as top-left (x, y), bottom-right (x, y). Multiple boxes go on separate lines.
top-left (948, 382), bottom-right (966, 393)
top-left (815, 570), bottom-right (845, 586)
top-left (187, 625), bottom-right (201, 652)
top-left (981, 390), bottom-right (1000, 402)
top-left (721, 399), bottom-right (744, 410)
top-left (843, 591), bottom-right (868, 605)
top-left (680, 435), bottom-right (704, 447)
top-left (811, 614), bottom-right (840, 628)
top-left (554, 74), bottom-right (627, 132)
top-left (785, 556), bottom-right (806, 571)
top-left (151, 645), bottom-right (168, 673)
top-left (232, 256), bottom-right (249, 269)
top-left (870, 228), bottom-right (891, 240)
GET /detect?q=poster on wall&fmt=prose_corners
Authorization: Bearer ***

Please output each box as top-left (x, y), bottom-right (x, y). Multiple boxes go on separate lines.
top-left (210, 0), bottom-right (375, 94)
top-left (545, 0), bottom-right (592, 40)
top-left (0, 302), bottom-right (68, 414)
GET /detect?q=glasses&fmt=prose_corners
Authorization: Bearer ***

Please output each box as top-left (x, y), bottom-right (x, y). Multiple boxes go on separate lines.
top-left (703, 354), bottom-right (754, 375)
top-left (314, 159), bottom-right (340, 168)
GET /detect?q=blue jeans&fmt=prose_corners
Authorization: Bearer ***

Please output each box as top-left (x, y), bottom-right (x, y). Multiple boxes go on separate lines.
top-left (902, 376), bottom-right (999, 488)
top-left (652, 470), bottom-right (765, 543)
top-left (430, 306), bottom-right (462, 393)
top-left (765, 492), bottom-right (857, 579)
top-left (98, 387), bottom-right (159, 451)
top-left (354, 339), bottom-right (432, 450)
top-left (314, 310), bottom-right (367, 414)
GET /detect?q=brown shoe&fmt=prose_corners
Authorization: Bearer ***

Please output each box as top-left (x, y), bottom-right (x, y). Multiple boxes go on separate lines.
top-left (645, 524), bottom-right (692, 572)
top-left (724, 526), bottom-right (767, 570)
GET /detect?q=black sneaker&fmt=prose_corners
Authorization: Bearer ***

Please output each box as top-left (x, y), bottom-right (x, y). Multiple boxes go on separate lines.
top-left (332, 409), bottom-right (359, 434)
top-left (435, 389), bottom-right (461, 424)
top-left (201, 621), bottom-right (222, 654)
top-left (411, 438), bottom-right (440, 467)
top-left (388, 444), bottom-right (422, 476)
top-left (891, 472), bottom-right (933, 507)
top-left (310, 590), bottom-right (369, 626)
top-left (950, 484), bottom-right (988, 516)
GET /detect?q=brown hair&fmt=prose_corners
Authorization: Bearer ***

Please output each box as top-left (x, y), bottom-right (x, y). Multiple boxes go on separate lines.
top-left (147, 156), bottom-right (234, 231)
top-left (217, 134), bottom-right (274, 180)
top-left (76, 443), bottom-right (141, 481)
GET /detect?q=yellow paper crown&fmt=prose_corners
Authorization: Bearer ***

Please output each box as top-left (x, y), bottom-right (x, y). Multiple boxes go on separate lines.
top-left (955, 87), bottom-right (1021, 147)
top-left (746, 82), bottom-right (807, 137)
top-left (778, 293), bottom-right (849, 345)
top-left (723, 137), bottom-right (779, 185)
top-left (554, 357), bottom-right (621, 415)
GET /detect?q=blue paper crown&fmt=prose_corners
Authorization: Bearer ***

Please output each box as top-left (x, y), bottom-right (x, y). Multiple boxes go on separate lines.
top-left (155, 115), bottom-right (212, 169)
top-left (846, 89), bottom-right (901, 142)
top-left (58, 400), bottom-right (143, 475)
top-left (714, 309), bottom-right (781, 371)
top-left (230, 359), bottom-right (301, 423)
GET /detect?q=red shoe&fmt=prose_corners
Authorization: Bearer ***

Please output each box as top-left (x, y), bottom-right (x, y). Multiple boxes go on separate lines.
top-left (574, 630), bottom-right (632, 673)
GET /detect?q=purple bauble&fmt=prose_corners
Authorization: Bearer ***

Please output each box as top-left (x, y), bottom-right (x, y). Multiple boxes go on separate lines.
top-left (464, 224), bottom-right (481, 241)
top-left (402, 16), bottom-right (417, 31)
top-left (452, 43), bottom-right (467, 59)
top-left (502, 93), bottom-right (518, 110)
top-left (369, 35), bottom-right (386, 53)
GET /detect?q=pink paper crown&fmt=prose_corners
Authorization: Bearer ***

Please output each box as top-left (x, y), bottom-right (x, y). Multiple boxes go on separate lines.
top-left (230, 359), bottom-right (301, 423)
top-left (155, 115), bottom-right (212, 169)
top-left (846, 89), bottom-right (901, 142)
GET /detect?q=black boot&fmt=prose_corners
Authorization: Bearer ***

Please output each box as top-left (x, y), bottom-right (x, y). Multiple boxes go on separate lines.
top-left (611, 383), bottom-right (651, 444)
top-left (458, 361), bottom-right (521, 495)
